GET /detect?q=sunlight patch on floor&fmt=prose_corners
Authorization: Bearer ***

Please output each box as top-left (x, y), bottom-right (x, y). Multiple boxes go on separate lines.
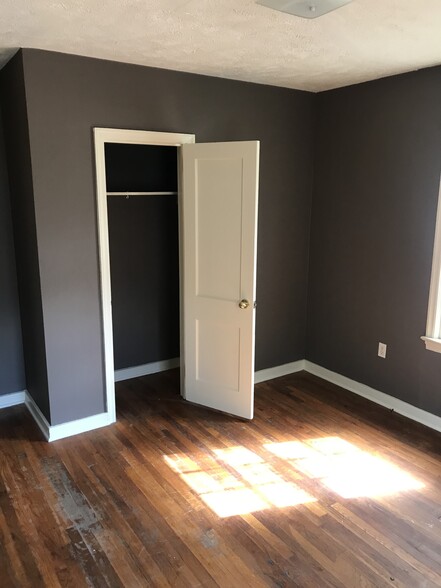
top-left (164, 447), bottom-right (316, 517)
top-left (164, 436), bottom-right (424, 517)
top-left (264, 437), bottom-right (424, 499)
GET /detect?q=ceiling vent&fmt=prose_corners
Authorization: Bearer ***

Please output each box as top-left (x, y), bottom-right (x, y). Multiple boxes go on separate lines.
top-left (257, 0), bottom-right (353, 19)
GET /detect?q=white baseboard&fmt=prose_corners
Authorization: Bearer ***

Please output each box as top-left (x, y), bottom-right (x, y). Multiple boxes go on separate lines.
top-left (0, 390), bottom-right (26, 409)
top-left (25, 391), bottom-right (50, 440)
top-left (25, 391), bottom-right (113, 442)
top-left (115, 357), bottom-right (180, 382)
top-left (304, 361), bottom-right (441, 434)
top-left (13, 358), bottom-right (441, 441)
top-left (255, 360), bottom-right (305, 384)
top-left (48, 412), bottom-right (114, 442)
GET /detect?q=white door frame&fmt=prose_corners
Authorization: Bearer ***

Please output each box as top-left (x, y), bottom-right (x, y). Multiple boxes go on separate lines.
top-left (94, 128), bottom-right (195, 423)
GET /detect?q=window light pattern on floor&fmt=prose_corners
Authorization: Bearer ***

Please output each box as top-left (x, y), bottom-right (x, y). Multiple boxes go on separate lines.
top-left (164, 436), bottom-right (424, 518)
top-left (264, 437), bottom-right (424, 499)
top-left (164, 447), bottom-right (315, 517)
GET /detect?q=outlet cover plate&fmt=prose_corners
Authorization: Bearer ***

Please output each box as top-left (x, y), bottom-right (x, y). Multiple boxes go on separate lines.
top-left (378, 342), bottom-right (387, 359)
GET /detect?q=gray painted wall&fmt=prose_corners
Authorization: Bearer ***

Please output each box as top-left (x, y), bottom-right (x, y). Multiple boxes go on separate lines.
top-left (307, 66), bottom-right (441, 418)
top-left (6, 48), bottom-right (439, 428)
top-left (0, 105), bottom-right (25, 396)
top-left (19, 49), bottom-right (314, 425)
top-left (108, 197), bottom-right (180, 370)
top-left (0, 53), bottom-right (50, 420)
top-left (106, 144), bottom-right (180, 370)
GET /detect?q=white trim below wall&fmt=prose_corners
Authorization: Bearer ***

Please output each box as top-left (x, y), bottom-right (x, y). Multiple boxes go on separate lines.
top-left (304, 361), bottom-right (441, 434)
top-left (254, 360), bottom-right (305, 383)
top-left (48, 413), bottom-right (113, 442)
top-left (24, 392), bottom-right (113, 442)
top-left (25, 391), bottom-right (50, 440)
top-left (7, 359), bottom-right (441, 440)
top-left (115, 358), bottom-right (181, 382)
top-left (0, 390), bottom-right (26, 409)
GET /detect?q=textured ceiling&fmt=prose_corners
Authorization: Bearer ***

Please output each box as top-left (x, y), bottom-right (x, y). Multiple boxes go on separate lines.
top-left (1, 0), bottom-right (441, 92)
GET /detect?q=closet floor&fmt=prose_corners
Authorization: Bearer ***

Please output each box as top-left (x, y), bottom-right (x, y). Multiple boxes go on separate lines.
top-left (1, 369), bottom-right (441, 587)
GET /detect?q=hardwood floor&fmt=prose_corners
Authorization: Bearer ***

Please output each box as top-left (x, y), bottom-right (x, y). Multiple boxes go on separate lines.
top-left (1, 370), bottom-right (441, 587)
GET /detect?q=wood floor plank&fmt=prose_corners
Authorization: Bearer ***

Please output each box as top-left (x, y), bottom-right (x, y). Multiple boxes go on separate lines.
top-left (1, 370), bottom-right (441, 587)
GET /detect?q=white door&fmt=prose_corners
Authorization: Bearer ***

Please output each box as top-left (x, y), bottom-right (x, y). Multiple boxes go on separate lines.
top-left (181, 141), bottom-right (259, 419)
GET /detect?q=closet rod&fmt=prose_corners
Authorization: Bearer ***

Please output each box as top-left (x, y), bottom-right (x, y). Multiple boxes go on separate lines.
top-left (107, 191), bottom-right (178, 197)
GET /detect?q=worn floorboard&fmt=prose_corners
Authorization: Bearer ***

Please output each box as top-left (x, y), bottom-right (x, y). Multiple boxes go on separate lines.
top-left (1, 370), bottom-right (441, 587)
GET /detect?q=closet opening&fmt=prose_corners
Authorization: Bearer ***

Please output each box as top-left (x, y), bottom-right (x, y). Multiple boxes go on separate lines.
top-left (105, 143), bottom-right (180, 398)
top-left (95, 129), bottom-right (195, 423)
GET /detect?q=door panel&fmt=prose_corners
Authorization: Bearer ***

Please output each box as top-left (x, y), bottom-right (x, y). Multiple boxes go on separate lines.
top-left (196, 158), bottom-right (243, 300)
top-left (182, 141), bottom-right (259, 419)
top-left (196, 319), bottom-right (240, 389)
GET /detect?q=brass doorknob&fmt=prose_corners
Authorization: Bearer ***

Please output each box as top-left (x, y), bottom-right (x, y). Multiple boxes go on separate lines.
top-left (239, 299), bottom-right (250, 309)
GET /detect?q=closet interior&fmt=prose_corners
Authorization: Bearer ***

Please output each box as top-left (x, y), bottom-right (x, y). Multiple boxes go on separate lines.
top-left (105, 143), bottom-right (180, 378)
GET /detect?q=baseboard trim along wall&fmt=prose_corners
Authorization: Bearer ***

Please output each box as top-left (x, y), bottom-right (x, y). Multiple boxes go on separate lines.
top-left (3, 359), bottom-right (441, 440)
top-left (0, 390), bottom-right (26, 409)
top-left (255, 360), bottom-right (441, 433)
top-left (304, 361), bottom-right (441, 435)
top-left (48, 412), bottom-right (113, 442)
top-left (115, 358), bottom-right (307, 386)
top-left (254, 360), bottom-right (305, 383)
top-left (24, 391), bottom-right (113, 442)
top-left (24, 391), bottom-right (50, 440)
top-left (115, 357), bottom-right (181, 382)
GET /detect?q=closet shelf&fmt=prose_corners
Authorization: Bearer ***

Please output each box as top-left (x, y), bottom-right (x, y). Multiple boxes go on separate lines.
top-left (107, 191), bottom-right (177, 197)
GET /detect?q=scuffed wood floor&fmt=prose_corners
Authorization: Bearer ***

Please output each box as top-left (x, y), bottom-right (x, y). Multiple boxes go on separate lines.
top-left (1, 369), bottom-right (441, 587)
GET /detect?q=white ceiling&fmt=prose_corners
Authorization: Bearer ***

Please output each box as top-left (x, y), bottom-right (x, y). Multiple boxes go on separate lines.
top-left (1, 0), bottom-right (441, 92)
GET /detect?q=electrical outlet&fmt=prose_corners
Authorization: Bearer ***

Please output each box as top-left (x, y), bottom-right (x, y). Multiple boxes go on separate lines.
top-left (378, 342), bottom-right (387, 359)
